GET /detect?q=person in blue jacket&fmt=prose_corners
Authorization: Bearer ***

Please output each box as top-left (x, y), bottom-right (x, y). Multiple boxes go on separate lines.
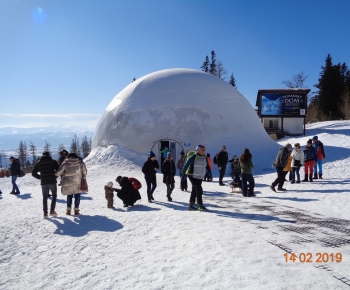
top-left (182, 145), bottom-right (208, 211)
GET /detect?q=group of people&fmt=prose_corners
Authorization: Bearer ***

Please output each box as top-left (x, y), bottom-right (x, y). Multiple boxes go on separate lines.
top-left (270, 135), bottom-right (326, 192)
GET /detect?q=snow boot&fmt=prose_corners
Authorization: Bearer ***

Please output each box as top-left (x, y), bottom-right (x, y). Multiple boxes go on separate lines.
top-left (291, 180), bottom-right (295, 184)
top-left (189, 203), bottom-right (198, 211)
top-left (198, 205), bottom-right (208, 211)
top-left (302, 174), bottom-right (308, 182)
top-left (296, 180), bottom-right (300, 183)
top-left (66, 208), bottom-right (71, 215)
top-left (269, 185), bottom-right (276, 192)
top-left (309, 174), bottom-right (313, 182)
top-left (167, 195), bottom-right (172, 202)
top-left (44, 213), bottom-right (49, 218)
top-left (50, 211), bottom-right (57, 216)
top-left (74, 208), bottom-right (80, 215)
top-left (319, 174), bottom-right (323, 179)
top-left (313, 174), bottom-right (318, 180)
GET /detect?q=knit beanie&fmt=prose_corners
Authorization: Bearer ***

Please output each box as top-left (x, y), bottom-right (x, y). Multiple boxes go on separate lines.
top-left (107, 182), bottom-right (113, 188)
top-left (312, 136), bottom-right (318, 141)
top-left (149, 151), bottom-right (156, 158)
top-left (285, 144), bottom-right (292, 151)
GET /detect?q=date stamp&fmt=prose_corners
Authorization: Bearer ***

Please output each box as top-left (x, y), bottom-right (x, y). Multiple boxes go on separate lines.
top-left (284, 252), bottom-right (343, 263)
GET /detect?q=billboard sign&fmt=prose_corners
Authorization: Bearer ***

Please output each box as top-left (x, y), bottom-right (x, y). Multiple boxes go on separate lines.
top-left (260, 93), bottom-right (307, 116)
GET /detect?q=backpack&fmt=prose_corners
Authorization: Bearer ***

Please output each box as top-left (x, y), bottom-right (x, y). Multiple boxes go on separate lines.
top-left (213, 154), bottom-right (218, 165)
top-left (128, 177), bottom-right (142, 190)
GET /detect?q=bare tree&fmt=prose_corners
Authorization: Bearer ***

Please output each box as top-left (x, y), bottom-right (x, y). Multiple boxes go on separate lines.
top-left (29, 141), bottom-right (37, 166)
top-left (216, 60), bottom-right (228, 80)
top-left (282, 71), bottom-right (309, 88)
top-left (43, 140), bottom-right (51, 154)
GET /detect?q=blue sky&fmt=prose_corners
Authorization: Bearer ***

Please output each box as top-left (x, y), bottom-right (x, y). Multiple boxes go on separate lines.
top-left (1, 0), bottom-right (349, 128)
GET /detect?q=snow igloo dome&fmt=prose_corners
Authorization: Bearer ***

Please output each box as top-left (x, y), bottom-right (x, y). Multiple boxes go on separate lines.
top-left (92, 68), bottom-right (277, 165)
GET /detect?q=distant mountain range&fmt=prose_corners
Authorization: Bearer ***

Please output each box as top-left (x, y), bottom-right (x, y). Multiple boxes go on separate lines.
top-left (0, 126), bottom-right (94, 156)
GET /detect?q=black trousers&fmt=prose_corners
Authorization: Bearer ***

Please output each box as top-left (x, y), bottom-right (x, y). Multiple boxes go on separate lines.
top-left (219, 166), bottom-right (226, 184)
top-left (241, 173), bottom-right (255, 196)
top-left (272, 167), bottom-right (285, 188)
top-left (188, 176), bottom-right (203, 206)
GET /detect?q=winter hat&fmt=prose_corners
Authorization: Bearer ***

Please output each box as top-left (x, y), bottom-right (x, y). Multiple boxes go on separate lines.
top-left (167, 152), bottom-right (172, 158)
top-left (206, 153), bottom-right (210, 157)
top-left (243, 148), bottom-right (250, 154)
top-left (107, 182), bottom-right (113, 188)
top-left (149, 151), bottom-right (155, 158)
top-left (116, 176), bottom-right (122, 183)
top-left (196, 145), bottom-right (205, 151)
top-left (307, 139), bottom-right (313, 144)
top-left (312, 136), bottom-right (318, 141)
top-left (285, 143), bottom-right (292, 151)
top-left (180, 151), bottom-right (185, 156)
top-left (42, 151), bottom-right (50, 156)
top-left (67, 152), bottom-right (78, 158)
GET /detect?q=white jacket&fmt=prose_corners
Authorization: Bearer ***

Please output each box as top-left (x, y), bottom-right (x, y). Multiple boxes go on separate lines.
top-left (291, 148), bottom-right (304, 167)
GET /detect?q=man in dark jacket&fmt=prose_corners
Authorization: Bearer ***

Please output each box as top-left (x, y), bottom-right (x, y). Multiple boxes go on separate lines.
top-left (217, 145), bottom-right (228, 186)
top-left (9, 157), bottom-right (21, 194)
top-left (142, 151), bottom-right (159, 202)
top-left (114, 176), bottom-right (141, 207)
top-left (32, 151), bottom-right (59, 218)
top-left (270, 144), bottom-right (292, 192)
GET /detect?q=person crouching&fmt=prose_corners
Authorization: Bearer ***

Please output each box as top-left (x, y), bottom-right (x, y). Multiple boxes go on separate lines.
top-left (105, 182), bottom-right (115, 208)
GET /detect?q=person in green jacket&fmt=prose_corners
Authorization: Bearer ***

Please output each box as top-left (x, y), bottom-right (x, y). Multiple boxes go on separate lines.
top-left (239, 148), bottom-right (255, 197)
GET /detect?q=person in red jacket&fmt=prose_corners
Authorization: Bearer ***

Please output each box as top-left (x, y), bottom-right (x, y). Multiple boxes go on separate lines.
top-left (312, 136), bottom-right (326, 179)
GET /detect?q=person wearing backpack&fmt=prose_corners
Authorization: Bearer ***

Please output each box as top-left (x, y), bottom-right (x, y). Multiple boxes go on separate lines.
top-left (9, 156), bottom-right (21, 195)
top-left (217, 145), bottom-right (228, 186)
top-left (182, 145), bottom-right (208, 211)
top-left (142, 151), bottom-right (159, 202)
top-left (162, 152), bottom-right (176, 201)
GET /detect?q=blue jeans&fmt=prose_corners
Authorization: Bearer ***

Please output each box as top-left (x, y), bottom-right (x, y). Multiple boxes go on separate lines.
top-left (67, 194), bottom-right (81, 209)
top-left (314, 159), bottom-right (323, 175)
top-left (11, 175), bottom-right (20, 193)
top-left (145, 176), bottom-right (157, 197)
top-left (292, 167), bottom-right (300, 181)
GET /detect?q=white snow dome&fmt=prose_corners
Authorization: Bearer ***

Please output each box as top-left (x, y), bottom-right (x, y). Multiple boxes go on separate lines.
top-left (92, 68), bottom-right (278, 169)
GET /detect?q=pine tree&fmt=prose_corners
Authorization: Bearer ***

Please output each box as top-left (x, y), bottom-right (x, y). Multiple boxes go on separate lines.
top-left (201, 56), bottom-right (210, 73)
top-left (209, 50), bottom-right (217, 76)
top-left (81, 136), bottom-right (91, 158)
top-left (29, 141), bottom-right (37, 166)
top-left (229, 73), bottom-right (237, 88)
top-left (314, 54), bottom-right (346, 120)
top-left (43, 140), bottom-right (51, 154)
top-left (70, 134), bottom-right (81, 156)
top-left (16, 141), bottom-right (27, 167)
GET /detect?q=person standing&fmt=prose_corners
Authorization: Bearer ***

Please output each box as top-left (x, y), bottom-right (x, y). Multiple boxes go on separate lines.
top-left (239, 148), bottom-right (255, 197)
top-left (57, 150), bottom-right (68, 186)
top-left (142, 151), bottom-right (159, 202)
top-left (162, 152), bottom-right (176, 201)
top-left (303, 139), bottom-right (317, 182)
top-left (217, 145), bottom-right (228, 186)
top-left (105, 182), bottom-right (115, 209)
top-left (9, 157), bottom-right (21, 194)
top-left (270, 143), bottom-right (292, 192)
top-left (182, 145), bottom-right (208, 211)
top-left (312, 136), bottom-right (326, 179)
top-left (32, 151), bottom-right (59, 218)
top-left (290, 143), bottom-right (304, 183)
top-left (176, 151), bottom-right (187, 191)
top-left (55, 153), bottom-right (87, 215)
top-left (203, 153), bottom-right (213, 181)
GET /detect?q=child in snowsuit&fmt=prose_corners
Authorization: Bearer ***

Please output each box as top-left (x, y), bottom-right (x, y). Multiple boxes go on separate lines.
top-left (105, 181), bottom-right (114, 208)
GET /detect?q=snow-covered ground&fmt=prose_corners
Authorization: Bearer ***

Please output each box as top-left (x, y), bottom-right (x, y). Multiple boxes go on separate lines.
top-left (1, 120), bottom-right (350, 289)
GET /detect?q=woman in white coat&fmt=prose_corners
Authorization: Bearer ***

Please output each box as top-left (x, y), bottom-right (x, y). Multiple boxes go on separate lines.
top-left (55, 153), bottom-right (87, 215)
top-left (291, 143), bottom-right (304, 184)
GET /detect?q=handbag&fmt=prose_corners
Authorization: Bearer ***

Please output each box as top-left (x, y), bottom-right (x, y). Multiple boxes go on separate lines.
top-left (80, 176), bottom-right (88, 192)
